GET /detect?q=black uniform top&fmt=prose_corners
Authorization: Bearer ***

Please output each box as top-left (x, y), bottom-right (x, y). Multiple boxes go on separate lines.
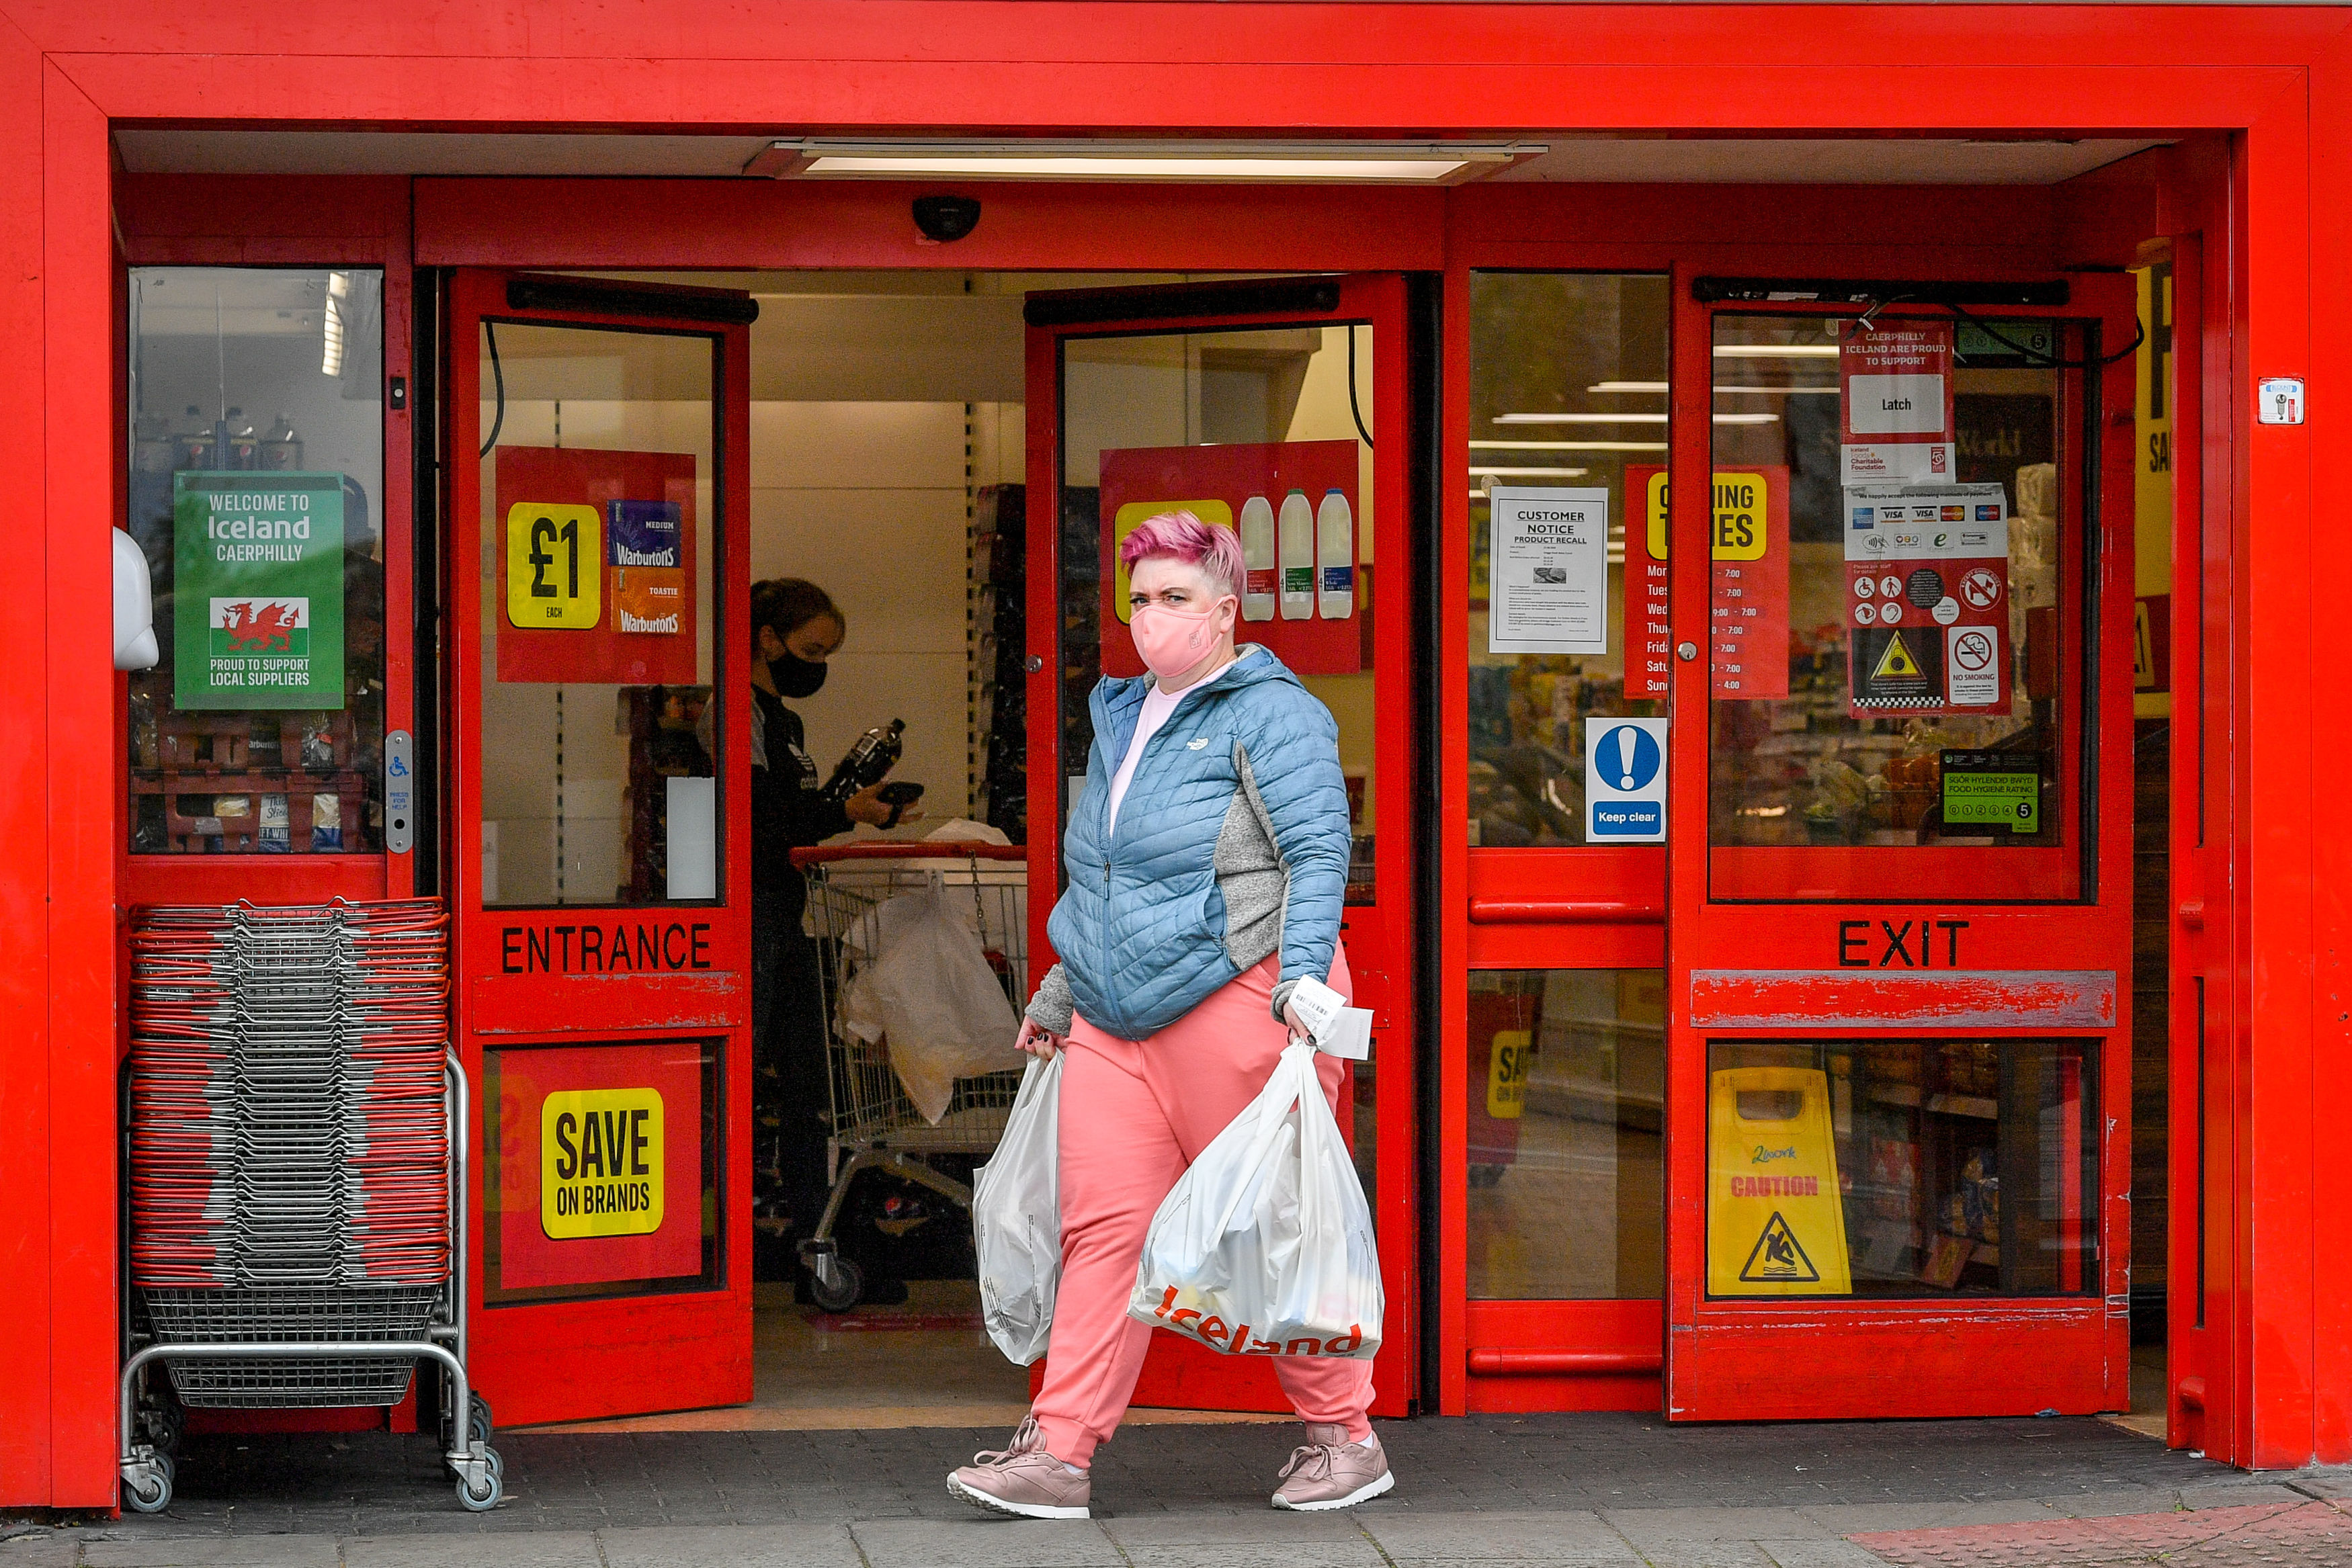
top-left (751, 686), bottom-right (853, 930)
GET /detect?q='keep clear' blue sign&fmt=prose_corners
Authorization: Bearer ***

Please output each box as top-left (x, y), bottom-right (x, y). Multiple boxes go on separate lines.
top-left (1585, 717), bottom-right (1668, 842)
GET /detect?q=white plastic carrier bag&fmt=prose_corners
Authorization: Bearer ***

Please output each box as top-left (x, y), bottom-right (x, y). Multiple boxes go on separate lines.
top-left (972, 1049), bottom-right (1062, 1365)
top-left (1126, 1042), bottom-right (1383, 1360)
top-left (839, 882), bottom-right (1023, 1124)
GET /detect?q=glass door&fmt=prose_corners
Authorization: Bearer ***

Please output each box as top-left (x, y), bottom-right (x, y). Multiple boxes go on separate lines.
top-left (1460, 271), bottom-right (1673, 1413)
top-left (1023, 275), bottom-right (1415, 1417)
top-left (1662, 271), bottom-right (2141, 1419)
top-left (446, 271), bottom-right (755, 1427)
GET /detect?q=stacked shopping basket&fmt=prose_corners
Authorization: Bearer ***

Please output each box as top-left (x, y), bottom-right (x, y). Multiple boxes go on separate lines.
top-left (120, 898), bottom-right (500, 1514)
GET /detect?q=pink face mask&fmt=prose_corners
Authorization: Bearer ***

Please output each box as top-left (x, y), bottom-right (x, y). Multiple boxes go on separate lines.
top-left (1130, 597), bottom-right (1234, 683)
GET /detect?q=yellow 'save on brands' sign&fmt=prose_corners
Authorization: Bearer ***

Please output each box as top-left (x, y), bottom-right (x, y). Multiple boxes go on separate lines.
top-left (541, 1087), bottom-right (664, 1239)
top-left (1486, 1028), bottom-right (1530, 1120)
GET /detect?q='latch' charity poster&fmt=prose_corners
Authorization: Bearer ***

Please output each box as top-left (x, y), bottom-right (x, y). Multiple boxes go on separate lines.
top-left (173, 472), bottom-right (347, 710)
top-left (1839, 320), bottom-right (1956, 484)
top-left (1843, 482), bottom-right (2011, 717)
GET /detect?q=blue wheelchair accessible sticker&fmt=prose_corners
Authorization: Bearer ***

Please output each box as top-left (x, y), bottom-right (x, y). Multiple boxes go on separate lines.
top-left (1585, 717), bottom-right (1669, 842)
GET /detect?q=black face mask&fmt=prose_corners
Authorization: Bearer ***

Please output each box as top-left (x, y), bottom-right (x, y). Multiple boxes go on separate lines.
top-left (769, 650), bottom-right (828, 700)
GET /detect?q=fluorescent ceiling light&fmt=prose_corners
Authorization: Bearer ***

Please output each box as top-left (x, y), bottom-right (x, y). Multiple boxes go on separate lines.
top-left (1471, 442), bottom-right (1667, 455)
top-left (1591, 381), bottom-right (1837, 396)
top-left (1496, 412), bottom-right (1669, 425)
top-left (1714, 345), bottom-right (1841, 359)
top-left (1470, 474), bottom-right (1589, 498)
top-left (1472, 465), bottom-right (1610, 477)
top-left (1485, 414), bottom-right (1780, 429)
top-left (747, 138), bottom-right (1542, 183)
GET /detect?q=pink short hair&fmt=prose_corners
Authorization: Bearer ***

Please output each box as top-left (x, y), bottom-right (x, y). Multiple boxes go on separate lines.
top-left (1118, 509), bottom-right (1243, 599)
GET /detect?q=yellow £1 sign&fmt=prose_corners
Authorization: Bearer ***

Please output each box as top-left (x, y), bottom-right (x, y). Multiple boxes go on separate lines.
top-left (506, 503), bottom-right (602, 628)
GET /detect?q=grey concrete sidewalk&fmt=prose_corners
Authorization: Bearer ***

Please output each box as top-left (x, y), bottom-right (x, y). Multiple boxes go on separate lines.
top-left (5, 1414), bottom-right (2344, 1567)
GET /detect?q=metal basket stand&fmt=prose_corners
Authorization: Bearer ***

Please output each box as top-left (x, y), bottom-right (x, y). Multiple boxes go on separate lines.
top-left (118, 1051), bottom-right (499, 1514)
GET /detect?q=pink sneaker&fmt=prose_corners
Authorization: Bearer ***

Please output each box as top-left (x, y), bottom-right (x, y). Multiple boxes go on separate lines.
top-left (946, 1415), bottom-right (1093, 1520)
top-left (1272, 1424), bottom-right (1394, 1511)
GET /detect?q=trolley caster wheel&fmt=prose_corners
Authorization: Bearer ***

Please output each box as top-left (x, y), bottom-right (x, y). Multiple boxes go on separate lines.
top-left (123, 1451), bottom-right (173, 1514)
top-left (468, 1391), bottom-right (494, 1446)
top-left (140, 1401), bottom-right (185, 1455)
top-left (808, 1255), bottom-right (864, 1313)
top-left (456, 1467), bottom-right (502, 1512)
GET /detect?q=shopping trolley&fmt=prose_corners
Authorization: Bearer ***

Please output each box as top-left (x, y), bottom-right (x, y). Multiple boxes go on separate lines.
top-left (790, 842), bottom-right (1028, 1311)
top-left (119, 899), bottom-right (500, 1514)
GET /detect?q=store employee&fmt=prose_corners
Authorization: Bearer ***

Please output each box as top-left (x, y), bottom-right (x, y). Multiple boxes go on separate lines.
top-left (747, 577), bottom-right (919, 1278)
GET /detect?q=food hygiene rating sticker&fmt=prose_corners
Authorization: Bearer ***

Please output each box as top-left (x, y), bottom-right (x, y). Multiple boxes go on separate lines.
top-left (542, 1088), bottom-right (664, 1239)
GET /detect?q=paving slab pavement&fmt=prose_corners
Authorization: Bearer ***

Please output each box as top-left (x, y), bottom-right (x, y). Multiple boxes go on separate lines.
top-left (5, 1413), bottom-right (2346, 1568)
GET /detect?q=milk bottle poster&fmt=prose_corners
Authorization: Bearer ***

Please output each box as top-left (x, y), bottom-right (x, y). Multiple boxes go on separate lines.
top-left (172, 472), bottom-right (346, 709)
top-left (493, 447), bottom-right (699, 685)
top-left (1097, 440), bottom-right (1361, 677)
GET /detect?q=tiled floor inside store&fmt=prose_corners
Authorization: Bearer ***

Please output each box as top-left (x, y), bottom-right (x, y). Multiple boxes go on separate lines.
top-left (515, 1280), bottom-right (1284, 1435)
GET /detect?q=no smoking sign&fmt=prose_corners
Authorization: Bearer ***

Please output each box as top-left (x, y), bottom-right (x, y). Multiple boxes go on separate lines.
top-left (1947, 627), bottom-right (1999, 705)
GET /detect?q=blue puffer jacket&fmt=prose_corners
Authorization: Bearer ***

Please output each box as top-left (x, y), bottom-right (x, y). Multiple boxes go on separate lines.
top-left (1033, 645), bottom-right (1351, 1042)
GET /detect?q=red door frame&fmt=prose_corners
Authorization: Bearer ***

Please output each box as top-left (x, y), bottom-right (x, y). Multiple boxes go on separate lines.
top-left (8, 2), bottom-right (2348, 1504)
top-left (2163, 222), bottom-right (2246, 1463)
top-left (1437, 187), bottom-right (2150, 1420)
top-left (1658, 273), bottom-right (2140, 1420)
top-left (440, 269), bottom-right (756, 1428)
top-left (1022, 275), bottom-right (1419, 1419)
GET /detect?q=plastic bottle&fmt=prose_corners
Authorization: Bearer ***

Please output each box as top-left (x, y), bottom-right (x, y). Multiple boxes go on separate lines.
top-left (1238, 495), bottom-right (1276, 621)
top-left (1277, 488), bottom-right (1314, 620)
top-left (1316, 488), bottom-right (1354, 619)
top-left (825, 717), bottom-right (905, 803)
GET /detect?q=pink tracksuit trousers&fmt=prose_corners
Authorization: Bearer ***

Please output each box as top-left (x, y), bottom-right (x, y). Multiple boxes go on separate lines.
top-left (1032, 946), bottom-right (1376, 1467)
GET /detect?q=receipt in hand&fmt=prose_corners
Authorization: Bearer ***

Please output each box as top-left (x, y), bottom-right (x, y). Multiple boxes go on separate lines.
top-left (1286, 975), bottom-right (1374, 1061)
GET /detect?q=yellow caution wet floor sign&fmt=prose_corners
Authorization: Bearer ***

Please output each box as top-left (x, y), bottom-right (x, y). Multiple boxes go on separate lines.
top-left (1707, 1067), bottom-right (1852, 1295)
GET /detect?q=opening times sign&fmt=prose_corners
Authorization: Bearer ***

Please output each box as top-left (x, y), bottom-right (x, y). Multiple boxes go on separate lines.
top-left (1624, 466), bottom-right (1790, 699)
top-left (173, 472), bottom-right (346, 709)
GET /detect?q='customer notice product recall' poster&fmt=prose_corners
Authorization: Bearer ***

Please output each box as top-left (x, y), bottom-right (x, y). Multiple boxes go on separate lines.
top-left (1486, 486), bottom-right (1609, 655)
top-left (173, 472), bottom-right (346, 709)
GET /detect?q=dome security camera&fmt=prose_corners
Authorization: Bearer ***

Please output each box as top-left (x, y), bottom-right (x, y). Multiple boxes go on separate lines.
top-left (913, 195), bottom-right (982, 243)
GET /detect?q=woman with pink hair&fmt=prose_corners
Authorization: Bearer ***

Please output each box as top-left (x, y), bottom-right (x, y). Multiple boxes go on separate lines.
top-left (946, 510), bottom-right (1389, 1519)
